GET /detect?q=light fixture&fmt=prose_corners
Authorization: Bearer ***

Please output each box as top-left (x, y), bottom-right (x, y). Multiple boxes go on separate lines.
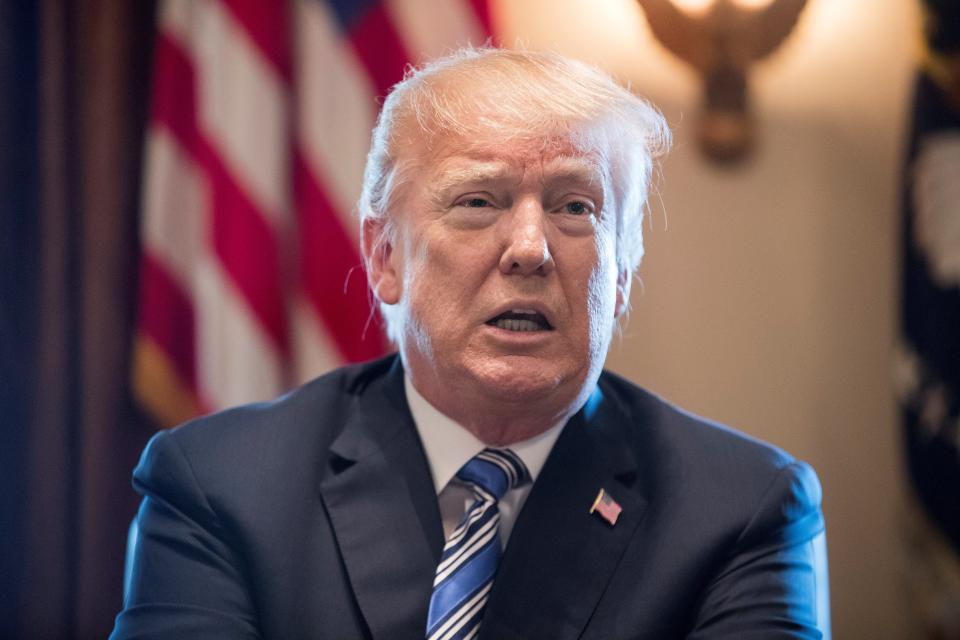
top-left (670, 0), bottom-right (715, 15)
top-left (731, 0), bottom-right (777, 9)
top-left (638, 0), bottom-right (808, 163)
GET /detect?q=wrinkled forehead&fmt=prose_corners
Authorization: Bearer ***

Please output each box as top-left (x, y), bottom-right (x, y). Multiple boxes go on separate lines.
top-left (396, 112), bottom-right (620, 188)
top-left (426, 142), bottom-right (607, 189)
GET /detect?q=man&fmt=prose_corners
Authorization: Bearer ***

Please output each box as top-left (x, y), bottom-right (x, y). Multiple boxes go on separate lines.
top-left (113, 48), bottom-right (829, 639)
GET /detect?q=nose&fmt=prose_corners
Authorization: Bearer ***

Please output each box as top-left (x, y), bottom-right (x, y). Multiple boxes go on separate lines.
top-left (499, 198), bottom-right (554, 276)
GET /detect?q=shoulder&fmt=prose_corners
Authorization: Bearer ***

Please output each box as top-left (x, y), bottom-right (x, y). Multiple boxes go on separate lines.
top-left (596, 369), bottom-right (822, 536)
top-left (134, 355), bottom-right (401, 503)
top-left (597, 368), bottom-right (798, 471)
top-left (594, 373), bottom-right (828, 634)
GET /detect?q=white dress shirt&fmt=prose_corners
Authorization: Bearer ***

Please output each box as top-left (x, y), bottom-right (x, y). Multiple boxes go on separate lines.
top-left (404, 375), bottom-right (565, 548)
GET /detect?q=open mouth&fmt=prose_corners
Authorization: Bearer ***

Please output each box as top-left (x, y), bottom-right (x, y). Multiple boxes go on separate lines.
top-left (485, 309), bottom-right (553, 332)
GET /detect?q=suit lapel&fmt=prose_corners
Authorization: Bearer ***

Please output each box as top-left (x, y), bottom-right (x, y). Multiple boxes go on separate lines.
top-left (318, 360), bottom-right (443, 640)
top-left (480, 386), bottom-right (648, 640)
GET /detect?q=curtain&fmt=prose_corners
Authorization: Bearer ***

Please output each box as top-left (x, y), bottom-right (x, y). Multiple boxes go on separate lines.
top-left (2, 1), bottom-right (157, 637)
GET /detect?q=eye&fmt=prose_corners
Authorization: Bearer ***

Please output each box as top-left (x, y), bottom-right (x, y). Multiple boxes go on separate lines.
top-left (456, 196), bottom-right (492, 208)
top-left (561, 200), bottom-right (593, 215)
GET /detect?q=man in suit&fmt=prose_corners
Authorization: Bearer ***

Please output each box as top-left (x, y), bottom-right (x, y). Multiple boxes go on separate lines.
top-left (112, 47), bottom-right (829, 639)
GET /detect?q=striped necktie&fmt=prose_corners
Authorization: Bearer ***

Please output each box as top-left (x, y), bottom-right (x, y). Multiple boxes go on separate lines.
top-left (426, 448), bottom-right (530, 640)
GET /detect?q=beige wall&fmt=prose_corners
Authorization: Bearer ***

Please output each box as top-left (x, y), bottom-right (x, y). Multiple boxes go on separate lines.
top-left (494, 0), bottom-right (920, 636)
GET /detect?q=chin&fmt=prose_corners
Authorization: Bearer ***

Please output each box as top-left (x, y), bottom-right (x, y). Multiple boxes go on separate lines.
top-left (468, 355), bottom-right (580, 404)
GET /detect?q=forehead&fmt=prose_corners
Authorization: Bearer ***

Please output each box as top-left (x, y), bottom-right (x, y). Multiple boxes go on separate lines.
top-left (426, 147), bottom-right (606, 189)
top-left (405, 119), bottom-right (615, 183)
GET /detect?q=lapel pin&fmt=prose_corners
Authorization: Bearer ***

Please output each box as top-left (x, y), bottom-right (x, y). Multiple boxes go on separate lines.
top-left (589, 488), bottom-right (622, 527)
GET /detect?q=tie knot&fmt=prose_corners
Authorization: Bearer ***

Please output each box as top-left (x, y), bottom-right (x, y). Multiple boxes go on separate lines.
top-left (455, 448), bottom-right (530, 501)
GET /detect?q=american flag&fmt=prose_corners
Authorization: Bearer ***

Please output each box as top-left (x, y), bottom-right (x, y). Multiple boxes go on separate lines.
top-left (134, 0), bottom-right (493, 427)
top-left (590, 488), bottom-right (622, 527)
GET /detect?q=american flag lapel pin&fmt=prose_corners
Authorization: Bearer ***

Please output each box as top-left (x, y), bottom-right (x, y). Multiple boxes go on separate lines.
top-left (589, 488), bottom-right (622, 526)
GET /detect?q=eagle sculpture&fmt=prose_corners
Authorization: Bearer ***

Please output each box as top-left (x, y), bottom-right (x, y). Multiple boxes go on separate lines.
top-left (637, 0), bottom-right (808, 163)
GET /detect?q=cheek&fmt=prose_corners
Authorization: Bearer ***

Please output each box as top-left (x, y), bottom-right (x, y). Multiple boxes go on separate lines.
top-left (410, 229), bottom-right (493, 296)
top-left (404, 235), bottom-right (460, 303)
top-left (583, 233), bottom-right (619, 348)
top-left (399, 233), bottom-right (467, 342)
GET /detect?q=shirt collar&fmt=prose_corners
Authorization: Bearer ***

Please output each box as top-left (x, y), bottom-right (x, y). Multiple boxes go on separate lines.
top-left (404, 374), bottom-right (566, 495)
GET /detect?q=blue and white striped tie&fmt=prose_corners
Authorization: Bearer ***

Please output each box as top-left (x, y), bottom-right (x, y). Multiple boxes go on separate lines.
top-left (426, 448), bottom-right (530, 640)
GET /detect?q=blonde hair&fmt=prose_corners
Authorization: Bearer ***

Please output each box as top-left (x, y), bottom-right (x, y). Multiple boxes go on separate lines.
top-left (358, 47), bottom-right (671, 339)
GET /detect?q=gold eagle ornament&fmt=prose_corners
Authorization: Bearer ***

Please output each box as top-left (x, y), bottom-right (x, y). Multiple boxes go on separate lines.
top-left (637, 0), bottom-right (808, 163)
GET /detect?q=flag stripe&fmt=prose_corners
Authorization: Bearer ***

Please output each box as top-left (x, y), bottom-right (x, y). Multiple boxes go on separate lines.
top-left (466, 0), bottom-right (493, 37)
top-left (220, 0), bottom-right (292, 81)
top-left (346, 4), bottom-right (412, 98)
top-left (137, 253), bottom-right (198, 390)
top-left (289, 295), bottom-right (343, 385)
top-left (295, 150), bottom-right (387, 361)
top-left (202, 140), bottom-right (289, 353)
top-left (386, 0), bottom-right (486, 61)
top-left (151, 32), bottom-right (289, 354)
top-left (191, 0), bottom-right (291, 228)
top-left (150, 33), bottom-right (200, 147)
top-left (294, 0), bottom-right (376, 232)
top-left (194, 258), bottom-right (286, 408)
top-left (140, 128), bottom-right (206, 291)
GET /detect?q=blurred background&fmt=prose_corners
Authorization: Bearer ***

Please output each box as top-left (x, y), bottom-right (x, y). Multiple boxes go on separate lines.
top-left (2, 0), bottom-right (959, 637)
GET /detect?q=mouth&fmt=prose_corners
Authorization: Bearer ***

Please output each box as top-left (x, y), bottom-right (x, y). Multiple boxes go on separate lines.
top-left (485, 309), bottom-right (554, 332)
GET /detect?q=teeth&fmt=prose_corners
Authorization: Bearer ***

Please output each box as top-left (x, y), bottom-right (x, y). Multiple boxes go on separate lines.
top-left (495, 318), bottom-right (542, 332)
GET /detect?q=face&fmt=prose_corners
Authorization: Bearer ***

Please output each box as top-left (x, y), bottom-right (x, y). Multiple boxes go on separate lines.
top-left (366, 132), bottom-right (628, 443)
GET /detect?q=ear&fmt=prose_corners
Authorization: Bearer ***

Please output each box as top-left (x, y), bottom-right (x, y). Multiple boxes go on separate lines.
top-left (614, 266), bottom-right (631, 318)
top-left (361, 217), bottom-right (401, 305)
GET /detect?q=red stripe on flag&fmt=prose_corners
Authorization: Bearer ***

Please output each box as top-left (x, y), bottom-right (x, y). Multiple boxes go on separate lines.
top-left (294, 149), bottom-right (387, 361)
top-left (137, 254), bottom-right (198, 391)
top-left (347, 4), bottom-right (412, 98)
top-left (150, 33), bottom-right (199, 146)
top-left (467, 0), bottom-right (494, 38)
top-left (150, 32), bottom-right (290, 355)
top-left (220, 0), bottom-right (292, 82)
top-left (199, 140), bottom-right (290, 355)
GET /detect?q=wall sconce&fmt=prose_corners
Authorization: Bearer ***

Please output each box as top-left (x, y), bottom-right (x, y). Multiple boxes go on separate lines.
top-left (637, 0), bottom-right (809, 164)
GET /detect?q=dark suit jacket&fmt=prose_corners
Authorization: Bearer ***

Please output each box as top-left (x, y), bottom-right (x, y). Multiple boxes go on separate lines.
top-left (111, 355), bottom-right (828, 639)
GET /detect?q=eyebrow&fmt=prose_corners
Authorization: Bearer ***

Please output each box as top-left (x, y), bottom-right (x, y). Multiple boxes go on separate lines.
top-left (432, 156), bottom-right (605, 195)
top-left (540, 158), bottom-right (605, 189)
top-left (432, 161), bottom-right (515, 196)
